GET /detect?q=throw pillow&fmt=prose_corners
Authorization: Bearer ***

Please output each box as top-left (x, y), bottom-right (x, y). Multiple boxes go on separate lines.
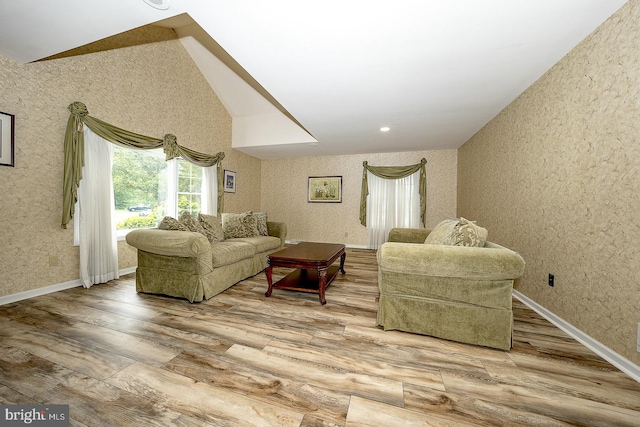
top-left (452, 217), bottom-right (488, 247)
top-left (222, 211), bottom-right (259, 239)
top-left (158, 216), bottom-right (189, 231)
top-left (179, 212), bottom-right (207, 237)
top-left (198, 213), bottom-right (225, 243)
top-left (253, 211), bottom-right (268, 236)
top-left (424, 218), bottom-right (459, 245)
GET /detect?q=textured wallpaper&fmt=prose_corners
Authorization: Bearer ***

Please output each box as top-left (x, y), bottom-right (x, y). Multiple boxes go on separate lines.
top-left (458, 1), bottom-right (639, 364)
top-left (0, 26), bottom-right (261, 297)
top-left (261, 150), bottom-right (457, 247)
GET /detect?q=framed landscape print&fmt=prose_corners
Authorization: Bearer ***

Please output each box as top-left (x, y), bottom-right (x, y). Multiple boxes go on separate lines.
top-left (0, 111), bottom-right (15, 167)
top-left (224, 169), bottom-right (236, 193)
top-left (308, 176), bottom-right (342, 203)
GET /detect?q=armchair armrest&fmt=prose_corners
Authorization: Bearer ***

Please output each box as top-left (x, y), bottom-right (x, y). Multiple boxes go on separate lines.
top-left (267, 221), bottom-right (287, 248)
top-left (126, 229), bottom-right (211, 258)
top-left (377, 241), bottom-right (525, 280)
top-left (388, 227), bottom-right (431, 243)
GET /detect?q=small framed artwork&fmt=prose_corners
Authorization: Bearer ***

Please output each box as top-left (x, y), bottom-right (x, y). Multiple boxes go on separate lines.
top-left (224, 169), bottom-right (236, 193)
top-left (308, 176), bottom-right (342, 203)
top-left (0, 111), bottom-right (15, 167)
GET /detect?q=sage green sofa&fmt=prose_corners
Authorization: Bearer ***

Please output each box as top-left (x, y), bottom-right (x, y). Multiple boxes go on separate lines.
top-left (126, 221), bottom-right (286, 303)
top-left (377, 227), bottom-right (525, 350)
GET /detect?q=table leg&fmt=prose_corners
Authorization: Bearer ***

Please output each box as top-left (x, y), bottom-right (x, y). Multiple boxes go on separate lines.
top-left (318, 268), bottom-right (327, 305)
top-left (339, 251), bottom-right (346, 274)
top-left (265, 262), bottom-right (273, 297)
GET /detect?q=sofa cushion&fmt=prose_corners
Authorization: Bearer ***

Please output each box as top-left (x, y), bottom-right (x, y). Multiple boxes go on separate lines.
top-left (179, 212), bottom-right (208, 237)
top-left (452, 217), bottom-right (488, 247)
top-left (253, 212), bottom-right (269, 236)
top-left (228, 236), bottom-right (281, 253)
top-left (158, 216), bottom-right (189, 231)
top-left (210, 241), bottom-right (256, 267)
top-left (424, 219), bottom-right (459, 245)
top-left (198, 213), bottom-right (225, 243)
top-left (222, 211), bottom-right (260, 239)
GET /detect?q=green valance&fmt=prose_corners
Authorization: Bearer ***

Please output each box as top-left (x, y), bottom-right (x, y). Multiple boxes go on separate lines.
top-left (359, 158), bottom-right (427, 227)
top-left (62, 102), bottom-right (225, 228)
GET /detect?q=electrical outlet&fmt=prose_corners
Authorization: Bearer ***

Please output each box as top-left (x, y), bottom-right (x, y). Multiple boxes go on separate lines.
top-left (548, 273), bottom-right (554, 287)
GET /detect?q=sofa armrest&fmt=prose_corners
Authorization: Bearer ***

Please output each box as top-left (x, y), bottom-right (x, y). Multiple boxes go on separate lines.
top-left (126, 229), bottom-right (211, 258)
top-left (267, 221), bottom-right (287, 248)
top-left (388, 227), bottom-right (431, 243)
top-left (377, 241), bottom-right (525, 280)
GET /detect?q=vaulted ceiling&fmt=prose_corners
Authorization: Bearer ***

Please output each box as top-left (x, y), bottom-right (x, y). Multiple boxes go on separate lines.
top-left (0, 1), bottom-right (627, 158)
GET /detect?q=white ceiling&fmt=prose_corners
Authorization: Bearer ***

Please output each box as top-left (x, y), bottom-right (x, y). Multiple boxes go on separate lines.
top-left (0, 0), bottom-right (628, 159)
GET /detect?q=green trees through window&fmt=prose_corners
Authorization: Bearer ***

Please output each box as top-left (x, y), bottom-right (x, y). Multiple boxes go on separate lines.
top-left (112, 146), bottom-right (203, 231)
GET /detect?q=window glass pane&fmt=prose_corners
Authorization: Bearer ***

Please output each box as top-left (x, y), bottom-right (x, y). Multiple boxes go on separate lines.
top-left (112, 150), bottom-right (203, 231)
top-left (112, 146), bottom-right (165, 230)
top-left (177, 193), bottom-right (201, 217)
top-left (177, 159), bottom-right (203, 217)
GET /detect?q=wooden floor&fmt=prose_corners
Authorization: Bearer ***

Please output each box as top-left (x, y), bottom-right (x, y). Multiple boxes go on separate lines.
top-left (1, 248), bottom-right (639, 426)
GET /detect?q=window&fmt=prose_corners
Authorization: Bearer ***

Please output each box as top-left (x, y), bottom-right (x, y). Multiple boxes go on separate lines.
top-left (112, 146), bottom-right (203, 236)
top-left (176, 160), bottom-right (202, 217)
top-left (366, 171), bottom-right (420, 249)
top-left (112, 146), bottom-right (164, 233)
top-left (73, 136), bottom-right (214, 246)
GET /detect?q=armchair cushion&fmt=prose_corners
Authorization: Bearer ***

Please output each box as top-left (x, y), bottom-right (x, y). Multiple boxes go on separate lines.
top-left (424, 217), bottom-right (488, 247)
top-left (424, 218), bottom-right (458, 245)
top-left (452, 217), bottom-right (488, 247)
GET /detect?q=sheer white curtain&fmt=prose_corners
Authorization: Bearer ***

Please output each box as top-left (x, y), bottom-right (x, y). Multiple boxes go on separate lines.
top-left (77, 128), bottom-right (119, 288)
top-left (366, 170), bottom-right (421, 249)
top-left (201, 164), bottom-right (218, 215)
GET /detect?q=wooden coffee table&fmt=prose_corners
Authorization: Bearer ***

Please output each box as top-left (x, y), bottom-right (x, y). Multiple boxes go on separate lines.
top-left (265, 242), bottom-right (346, 305)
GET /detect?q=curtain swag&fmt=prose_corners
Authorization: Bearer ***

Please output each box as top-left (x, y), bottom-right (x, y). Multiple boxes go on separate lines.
top-left (62, 101), bottom-right (225, 228)
top-left (359, 158), bottom-right (427, 227)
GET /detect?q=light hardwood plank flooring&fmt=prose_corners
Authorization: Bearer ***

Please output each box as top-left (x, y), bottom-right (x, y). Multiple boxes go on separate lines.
top-left (1, 248), bottom-right (639, 426)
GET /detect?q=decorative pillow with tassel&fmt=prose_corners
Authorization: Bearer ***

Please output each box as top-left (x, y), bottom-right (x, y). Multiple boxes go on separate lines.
top-left (452, 217), bottom-right (488, 247)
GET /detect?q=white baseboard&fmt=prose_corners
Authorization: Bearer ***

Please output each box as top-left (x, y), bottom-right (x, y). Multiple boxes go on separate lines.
top-left (0, 267), bottom-right (138, 306)
top-left (285, 240), bottom-right (369, 250)
top-left (119, 267), bottom-right (137, 276)
top-left (513, 290), bottom-right (640, 383)
top-left (346, 244), bottom-right (369, 249)
top-left (0, 279), bottom-right (82, 306)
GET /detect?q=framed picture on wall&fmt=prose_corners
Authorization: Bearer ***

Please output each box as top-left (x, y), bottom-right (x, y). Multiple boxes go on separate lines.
top-left (308, 176), bottom-right (342, 203)
top-left (224, 169), bottom-right (236, 193)
top-left (0, 111), bottom-right (15, 167)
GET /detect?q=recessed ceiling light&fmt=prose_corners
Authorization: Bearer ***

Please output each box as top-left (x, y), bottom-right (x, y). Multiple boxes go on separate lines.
top-left (143, 0), bottom-right (170, 10)
top-left (379, 126), bottom-right (391, 132)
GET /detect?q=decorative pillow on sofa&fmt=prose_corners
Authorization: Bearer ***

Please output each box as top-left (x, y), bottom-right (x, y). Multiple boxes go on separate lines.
top-left (158, 216), bottom-right (189, 231)
top-left (424, 219), bottom-right (459, 245)
top-left (179, 212), bottom-right (208, 238)
top-left (253, 212), bottom-right (268, 236)
top-left (222, 211), bottom-right (260, 239)
top-left (452, 217), bottom-right (488, 247)
top-left (198, 213), bottom-right (225, 243)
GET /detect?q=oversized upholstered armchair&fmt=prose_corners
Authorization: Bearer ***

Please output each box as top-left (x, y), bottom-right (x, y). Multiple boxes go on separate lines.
top-left (376, 221), bottom-right (525, 350)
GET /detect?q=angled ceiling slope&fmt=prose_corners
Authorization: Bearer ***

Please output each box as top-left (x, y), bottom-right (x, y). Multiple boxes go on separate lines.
top-left (0, 1), bottom-right (629, 159)
top-left (172, 21), bottom-right (318, 159)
